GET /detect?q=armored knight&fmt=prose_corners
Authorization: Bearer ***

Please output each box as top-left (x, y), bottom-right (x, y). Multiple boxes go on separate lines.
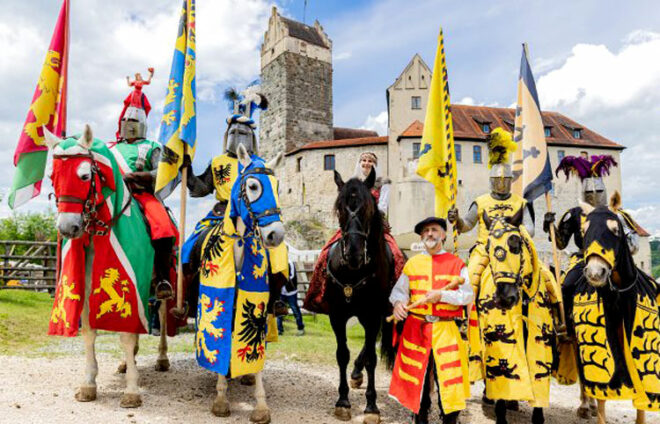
top-left (544, 154), bottom-right (639, 259)
top-left (447, 128), bottom-right (535, 286)
top-left (180, 86), bottom-right (268, 265)
top-left (109, 70), bottom-right (179, 299)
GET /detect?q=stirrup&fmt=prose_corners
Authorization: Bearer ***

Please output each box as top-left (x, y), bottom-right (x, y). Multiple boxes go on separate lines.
top-left (155, 280), bottom-right (174, 300)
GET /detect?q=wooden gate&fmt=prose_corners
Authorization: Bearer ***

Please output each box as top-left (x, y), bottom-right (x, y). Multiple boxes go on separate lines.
top-left (0, 240), bottom-right (57, 292)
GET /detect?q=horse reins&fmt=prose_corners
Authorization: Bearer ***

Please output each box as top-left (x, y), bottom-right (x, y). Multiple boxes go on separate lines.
top-left (326, 243), bottom-right (374, 302)
top-left (52, 153), bottom-right (132, 237)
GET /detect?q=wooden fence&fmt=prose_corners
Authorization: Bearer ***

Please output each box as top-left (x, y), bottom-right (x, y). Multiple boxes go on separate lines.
top-left (0, 240), bottom-right (57, 292)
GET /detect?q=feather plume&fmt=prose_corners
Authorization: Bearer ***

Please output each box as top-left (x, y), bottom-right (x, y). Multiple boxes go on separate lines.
top-left (487, 127), bottom-right (517, 168)
top-left (555, 155), bottom-right (591, 181)
top-left (242, 84), bottom-right (269, 112)
top-left (590, 155), bottom-right (618, 178)
top-left (223, 87), bottom-right (241, 112)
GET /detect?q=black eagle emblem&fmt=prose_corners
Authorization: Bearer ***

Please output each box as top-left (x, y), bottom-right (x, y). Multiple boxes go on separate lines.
top-left (200, 223), bottom-right (226, 278)
top-left (236, 299), bottom-right (268, 362)
top-left (214, 164), bottom-right (232, 185)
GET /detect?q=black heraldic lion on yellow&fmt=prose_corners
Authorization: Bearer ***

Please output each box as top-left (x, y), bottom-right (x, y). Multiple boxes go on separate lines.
top-left (237, 299), bottom-right (268, 363)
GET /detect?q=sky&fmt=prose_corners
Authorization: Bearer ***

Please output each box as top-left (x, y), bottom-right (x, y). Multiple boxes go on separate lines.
top-left (1, 0), bottom-right (659, 236)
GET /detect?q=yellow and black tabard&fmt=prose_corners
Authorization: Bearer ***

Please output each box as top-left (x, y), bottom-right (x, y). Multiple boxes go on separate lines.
top-left (211, 154), bottom-right (239, 202)
top-left (389, 252), bottom-right (470, 415)
top-left (474, 193), bottom-right (527, 244)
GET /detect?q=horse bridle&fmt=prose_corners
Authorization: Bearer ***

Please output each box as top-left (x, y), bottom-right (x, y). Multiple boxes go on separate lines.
top-left (339, 205), bottom-right (370, 266)
top-left (325, 205), bottom-right (373, 302)
top-left (238, 167), bottom-right (281, 239)
top-left (52, 153), bottom-right (131, 237)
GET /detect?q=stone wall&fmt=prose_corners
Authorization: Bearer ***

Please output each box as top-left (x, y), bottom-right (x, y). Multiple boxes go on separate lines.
top-left (280, 144), bottom-right (388, 233)
top-left (260, 53), bottom-right (333, 160)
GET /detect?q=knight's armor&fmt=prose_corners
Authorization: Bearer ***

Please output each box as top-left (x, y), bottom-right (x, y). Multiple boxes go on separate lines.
top-left (449, 129), bottom-right (534, 286)
top-left (111, 76), bottom-right (179, 300)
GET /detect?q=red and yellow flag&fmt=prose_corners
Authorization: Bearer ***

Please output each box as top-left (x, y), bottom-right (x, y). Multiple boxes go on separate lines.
top-left (9, 0), bottom-right (69, 209)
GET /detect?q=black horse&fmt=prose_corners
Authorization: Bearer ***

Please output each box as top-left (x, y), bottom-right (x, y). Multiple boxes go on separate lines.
top-left (579, 197), bottom-right (659, 424)
top-left (326, 169), bottom-right (396, 424)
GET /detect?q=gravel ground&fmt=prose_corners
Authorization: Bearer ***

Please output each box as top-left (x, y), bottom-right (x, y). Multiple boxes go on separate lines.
top-left (0, 334), bottom-right (645, 424)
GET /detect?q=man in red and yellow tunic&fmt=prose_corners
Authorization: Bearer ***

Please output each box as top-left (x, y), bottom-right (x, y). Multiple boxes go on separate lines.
top-left (389, 217), bottom-right (473, 424)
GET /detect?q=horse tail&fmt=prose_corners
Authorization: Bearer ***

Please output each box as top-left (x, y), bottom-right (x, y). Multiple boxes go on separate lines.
top-left (379, 312), bottom-right (397, 370)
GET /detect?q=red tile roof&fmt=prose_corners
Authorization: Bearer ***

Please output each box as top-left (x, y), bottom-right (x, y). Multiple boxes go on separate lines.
top-left (398, 104), bottom-right (624, 150)
top-left (285, 136), bottom-right (388, 156)
top-left (333, 127), bottom-right (378, 140)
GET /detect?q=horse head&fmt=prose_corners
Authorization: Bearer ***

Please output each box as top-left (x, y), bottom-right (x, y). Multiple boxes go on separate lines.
top-left (231, 144), bottom-right (285, 248)
top-left (580, 194), bottom-right (631, 288)
top-left (333, 168), bottom-right (376, 270)
top-left (45, 125), bottom-right (116, 239)
top-left (486, 217), bottom-right (538, 309)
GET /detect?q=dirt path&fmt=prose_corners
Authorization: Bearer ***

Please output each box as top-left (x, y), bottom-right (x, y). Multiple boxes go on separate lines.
top-left (0, 340), bottom-right (644, 424)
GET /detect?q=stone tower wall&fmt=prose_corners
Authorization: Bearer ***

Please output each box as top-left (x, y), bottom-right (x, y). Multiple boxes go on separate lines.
top-left (260, 52), bottom-right (333, 158)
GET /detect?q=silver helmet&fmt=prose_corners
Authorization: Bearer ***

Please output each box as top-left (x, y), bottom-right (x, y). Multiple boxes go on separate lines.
top-left (490, 163), bottom-right (513, 195)
top-left (223, 84), bottom-right (268, 155)
top-left (582, 177), bottom-right (607, 207)
top-left (223, 120), bottom-right (258, 155)
top-left (119, 106), bottom-right (147, 140)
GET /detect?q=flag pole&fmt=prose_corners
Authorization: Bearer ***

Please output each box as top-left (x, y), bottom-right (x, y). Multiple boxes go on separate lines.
top-left (545, 192), bottom-right (566, 332)
top-left (173, 144), bottom-right (188, 316)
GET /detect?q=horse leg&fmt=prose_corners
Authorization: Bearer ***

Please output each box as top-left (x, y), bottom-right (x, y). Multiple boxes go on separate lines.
top-left (119, 332), bottom-right (142, 408)
top-left (350, 346), bottom-right (366, 389)
top-left (360, 315), bottom-right (381, 424)
top-left (330, 313), bottom-right (351, 421)
top-left (636, 409), bottom-right (645, 424)
top-left (576, 380), bottom-right (591, 419)
top-left (155, 302), bottom-right (170, 372)
top-left (596, 400), bottom-right (606, 424)
top-left (75, 308), bottom-right (98, 402)
top-left (532, 407), bottom-right (544, 424)
top-left (211, 374), bottom-right (230, 417)
top-left (118, 336), bottom-right (139, 373)
top-left (249, 371), bottom-right (271, 424)
top-left (495, 399), bottom-right (508, 424)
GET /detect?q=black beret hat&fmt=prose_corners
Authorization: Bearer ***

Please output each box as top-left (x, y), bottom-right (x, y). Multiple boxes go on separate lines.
top-left (414, 217), bottom-right (447, 235)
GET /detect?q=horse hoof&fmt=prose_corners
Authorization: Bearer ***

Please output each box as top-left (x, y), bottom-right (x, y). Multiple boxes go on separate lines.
top-left (74, 386), bottom-right (97, 402)
top-left (211, 397), bottom-right (231, 417)
top-left (240, 374), bottom-right (256, 386)
top-left (363, 413), bottom-right (381, 424)
top-left (506, 400), bottom-right (519, 411)
top-left (577, 406), bottom-right (590, 419)
top-left (334, 406), bottom-right (351, 421)
top-left (589, 404), bottom-right (598, 417)
top-left (155, 358), bottom-right (170, 372)
top-left (119, 393), bottom-right (142, 408)
top-left (350, 375), bottom-right (363, 389)
top-left (249, 407), bottom-right (271, 424)
top-left (532, 408), bottom-right (545, 424)
top-left (117, 362), bottom-right (127, 374)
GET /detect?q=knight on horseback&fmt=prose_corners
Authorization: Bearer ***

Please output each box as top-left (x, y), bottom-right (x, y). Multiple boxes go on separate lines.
top-left (109, 69), bottom-right (179, 300)
top-left (447, 128), bottom-right (535, 289)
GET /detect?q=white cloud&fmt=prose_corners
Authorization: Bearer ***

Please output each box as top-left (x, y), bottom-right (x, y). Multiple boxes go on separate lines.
top-left (360, 111), bottom-right (388, 136)
top-left (536, 30), bottom-right (660, 235)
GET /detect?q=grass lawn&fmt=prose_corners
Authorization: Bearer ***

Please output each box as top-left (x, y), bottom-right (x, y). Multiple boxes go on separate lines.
top-left (270, 314), bottom-right (367, 365)
top-left (0, 290), bottom-right (53, 355)
top-left (0, 290), bottom-right (368, 365)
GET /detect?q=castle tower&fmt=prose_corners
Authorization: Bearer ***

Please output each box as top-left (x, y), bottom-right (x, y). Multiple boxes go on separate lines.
top-left (259, 7), bottom-right (333, 159)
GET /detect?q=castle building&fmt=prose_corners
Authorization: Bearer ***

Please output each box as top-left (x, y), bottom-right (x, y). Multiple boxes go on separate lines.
top-left (259, 9), bottom-right (651, 272)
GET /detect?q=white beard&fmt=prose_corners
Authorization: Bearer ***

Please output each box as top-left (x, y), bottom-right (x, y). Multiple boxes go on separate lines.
top-left (423, 238), bottom-right (439, 250)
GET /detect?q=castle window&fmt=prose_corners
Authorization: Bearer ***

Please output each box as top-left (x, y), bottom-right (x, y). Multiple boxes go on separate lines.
top-left (482, 123), bottom-right (490, 133)
top-left (324, 154), bottom-right (335, 170)
top-left (296, 157), bottom-right (302, 172)
top-left (412, 142), bottom-right (421, 159)
top-left (411, 96), bottom-right (422, 110)
top-left (573, 129), bottom-right (582, 139)
top-left (557, 150), bottom-right (565, 162)
top-left (473, 145), bottom-right (482, 164)
top-left (544, 126), bottom-right (552, 137)
top-left (455, 144), bottom-right (462, 162)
